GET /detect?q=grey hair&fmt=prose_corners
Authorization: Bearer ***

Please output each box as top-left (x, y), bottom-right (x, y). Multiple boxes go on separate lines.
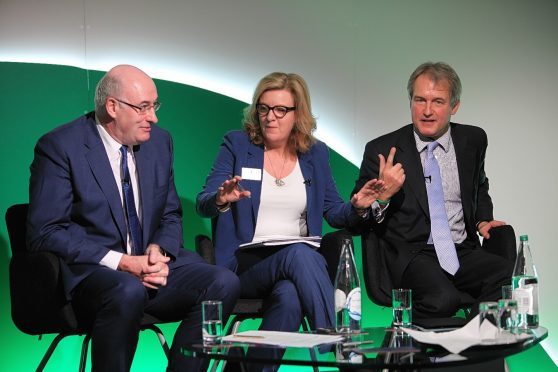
top-left (407, 62), bottom-right (462, 107)
top-left (94, 73), bottom-right (121, 120)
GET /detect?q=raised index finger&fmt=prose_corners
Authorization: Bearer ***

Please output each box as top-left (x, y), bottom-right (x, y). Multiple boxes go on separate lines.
top-left (386, 147), bottom-right (397, 166)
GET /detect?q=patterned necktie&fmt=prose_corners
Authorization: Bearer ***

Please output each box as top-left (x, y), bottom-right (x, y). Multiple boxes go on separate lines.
top-left (120, 146), bottom-right (143, 255)
top-left (424, 141), bottom-right (460, 275)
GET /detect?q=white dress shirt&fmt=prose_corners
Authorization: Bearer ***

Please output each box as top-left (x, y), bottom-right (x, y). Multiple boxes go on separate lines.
top-left (414, 127), bottom-right (466, 244)
top-left (96, 122), bottom-right (143, 269)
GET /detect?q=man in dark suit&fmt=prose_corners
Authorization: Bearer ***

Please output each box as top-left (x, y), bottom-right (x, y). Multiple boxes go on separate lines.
top-left (27, 64), bottom-right (240, 371)
top-left (353, 62), bottom-right (512, 318)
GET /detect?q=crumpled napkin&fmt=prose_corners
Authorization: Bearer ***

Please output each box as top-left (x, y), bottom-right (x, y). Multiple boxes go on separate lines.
top-left (401, 315), bottom-right (531, 354)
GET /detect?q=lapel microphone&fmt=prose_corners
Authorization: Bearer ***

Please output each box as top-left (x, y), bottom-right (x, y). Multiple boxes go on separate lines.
top-left (303, 179), bottom-right (312, 186)
top-left (424, 175), bottom-right (431, 183)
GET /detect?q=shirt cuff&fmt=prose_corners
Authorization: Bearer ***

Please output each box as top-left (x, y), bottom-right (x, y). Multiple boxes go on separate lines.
top-left (100, 250), bottom-right (124, 270)
top-left (371, 200), bottom-right (388, 223)
top-left (216, 202), bottom-right (231, 213)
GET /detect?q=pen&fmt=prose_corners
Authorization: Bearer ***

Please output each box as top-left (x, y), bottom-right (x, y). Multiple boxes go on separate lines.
top-left (229, 175), bottom-right (249, 196)
top-left (344, 346), bottom-right (420, 354)
top-left (342, 340), bottom-right (375, 347)
top-left (231, 335), bottom-right (265, 339)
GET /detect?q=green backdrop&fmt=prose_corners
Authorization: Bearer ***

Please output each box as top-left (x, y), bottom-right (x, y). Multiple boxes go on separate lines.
top-left (0, 62), bottom-right (554, 371)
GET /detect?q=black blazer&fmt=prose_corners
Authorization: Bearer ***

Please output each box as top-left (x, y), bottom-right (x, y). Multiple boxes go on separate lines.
top-left (353, 123), bottom-right (494, 286)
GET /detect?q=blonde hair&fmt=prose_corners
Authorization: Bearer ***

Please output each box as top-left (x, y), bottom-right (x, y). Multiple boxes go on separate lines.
top-left (243, 72), bottom-right (316, 153)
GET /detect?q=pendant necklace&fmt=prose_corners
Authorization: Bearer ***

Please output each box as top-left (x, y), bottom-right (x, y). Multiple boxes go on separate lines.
top-left (266, 149), bottom-right (287, 186)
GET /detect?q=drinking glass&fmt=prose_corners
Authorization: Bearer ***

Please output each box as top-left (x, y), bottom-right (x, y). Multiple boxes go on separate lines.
top-left (392, 289), bottom-right (412, 327)
top-left (498, 299), bottom-right (518, 332)
top-left (479, 301), bottom-right (499, 343)
top-left (202, 300), bottom-right (223, 345)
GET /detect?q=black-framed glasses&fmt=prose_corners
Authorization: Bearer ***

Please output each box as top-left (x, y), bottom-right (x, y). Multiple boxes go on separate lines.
top-left (256, 104), bottom-right (295, 118)
top-left (113, 98), bottom-right (161, 114)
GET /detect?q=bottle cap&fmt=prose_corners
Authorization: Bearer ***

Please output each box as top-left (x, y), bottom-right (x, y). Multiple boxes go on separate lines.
top-left (520, 235), bottom-right (528, 241)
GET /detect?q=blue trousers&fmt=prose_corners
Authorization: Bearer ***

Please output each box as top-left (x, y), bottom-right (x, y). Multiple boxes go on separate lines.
top-left (238, 243), bottom-right (335, 332)
top-left (72, 253), bottom-right (240, 372)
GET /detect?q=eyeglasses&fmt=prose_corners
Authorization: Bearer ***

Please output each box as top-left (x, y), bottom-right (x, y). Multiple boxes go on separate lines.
top-left (256, 104), bottom-right (295, 119)
top-left (113, 98), bottom-right (161, 114)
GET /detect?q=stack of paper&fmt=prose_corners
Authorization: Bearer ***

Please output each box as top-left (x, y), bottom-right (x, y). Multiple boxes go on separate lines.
top-left (222, 330), bottom-right (344, 348)
top-left (239, 235), bottom-right (322, 249)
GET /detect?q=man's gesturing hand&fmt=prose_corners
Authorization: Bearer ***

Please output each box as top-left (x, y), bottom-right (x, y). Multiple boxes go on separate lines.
top-left (377, 147), bottom-right (405, 200)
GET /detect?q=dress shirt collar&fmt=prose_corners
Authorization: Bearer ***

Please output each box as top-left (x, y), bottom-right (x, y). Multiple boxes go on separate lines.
top-left (414, 125), bottom-right (452, 154)
top-left (96, 119), bottom-right (126, 161)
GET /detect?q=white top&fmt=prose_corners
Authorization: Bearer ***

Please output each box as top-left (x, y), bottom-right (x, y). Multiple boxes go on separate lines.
top-left (253, 160), bottom-right (308, 240)
top-left (96, 123), bottom-right (142, 269)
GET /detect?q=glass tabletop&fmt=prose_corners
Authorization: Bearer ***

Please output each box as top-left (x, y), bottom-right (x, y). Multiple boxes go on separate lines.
top-left (182, 326), bottom-right (548, 370)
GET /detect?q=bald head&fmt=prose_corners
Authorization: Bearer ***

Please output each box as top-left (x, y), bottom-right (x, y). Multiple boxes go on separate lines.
top-left (94, 65), bottom-right (155, 123)
top-left (94, 64), bottom-right (159, 146)
top-left (108, 65), bottom-right (152, 87)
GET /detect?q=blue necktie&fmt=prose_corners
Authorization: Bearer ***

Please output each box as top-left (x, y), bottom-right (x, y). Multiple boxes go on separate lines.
top-left (120, 146), bottom-right (143, 255)
top-left (424, 141), bottom-right (459, 275)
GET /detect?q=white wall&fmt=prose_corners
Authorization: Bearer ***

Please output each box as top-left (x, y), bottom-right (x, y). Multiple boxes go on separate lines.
top-left (1, 0), bottom-right (557, 362)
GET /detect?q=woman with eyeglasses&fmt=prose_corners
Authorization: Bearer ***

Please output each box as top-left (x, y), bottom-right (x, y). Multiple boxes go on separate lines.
top-left (196, 72), bottom-right (384, 343)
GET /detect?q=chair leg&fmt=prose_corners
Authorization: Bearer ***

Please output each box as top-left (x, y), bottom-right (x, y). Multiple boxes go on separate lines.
top-left (209, 359), bottom-right (222, 372)
top-left (230, 320), bottom-right (243, 335)
top-left (142, 324), bottom-right (171, 360)
top-left (79, 333), bottom-right (91, 372)
top-left (301, 319), bottom-right (319, 372)
top-left (222, 314), bottom-right (238, 336)
top-left (36, 333), bottom-right (67, 372)
top-left (301, 318), bottom-right (311, 332)
top-left (211, 317), bottom-right (246, 372)
top-left (308, 347), bottom-right (320, 372)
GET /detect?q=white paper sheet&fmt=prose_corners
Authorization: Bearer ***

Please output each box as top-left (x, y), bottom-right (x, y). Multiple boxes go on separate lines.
top-left (402, 315), bottom-right (532, 354)
top-left (221, 330), bottom-right (344, 348)
top-left (239, 235), bottom-right (322, 249)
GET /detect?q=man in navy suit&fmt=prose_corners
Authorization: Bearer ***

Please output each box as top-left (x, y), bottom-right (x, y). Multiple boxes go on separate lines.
top-left (353, 62), bottom-right (512, 319)
top-left (27, 65), bottom-right (240, 371)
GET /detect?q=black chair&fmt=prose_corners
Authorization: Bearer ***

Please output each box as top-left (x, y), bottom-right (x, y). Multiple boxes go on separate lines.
top-left (361, 225), bottom-right (517, 327)
top-left (6, 203), bottom-right (171, 371)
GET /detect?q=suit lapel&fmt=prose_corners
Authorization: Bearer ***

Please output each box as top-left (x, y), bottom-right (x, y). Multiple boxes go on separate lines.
top-left (243, 143), bottom-right (264, 223)
top-left (397, 126), bottom-right (429, 216)
top-left (451, 124), bottom-right (474, 224)
top-left (298, 150), bottom-right (314, 223)
top-left (134, 144), bottom-right (152, 249)
top-left (83, 118), bottom-right (127, 243)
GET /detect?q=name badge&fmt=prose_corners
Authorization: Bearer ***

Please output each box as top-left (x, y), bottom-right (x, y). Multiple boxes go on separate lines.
top-left (241, 167), bottom-right (262, 181)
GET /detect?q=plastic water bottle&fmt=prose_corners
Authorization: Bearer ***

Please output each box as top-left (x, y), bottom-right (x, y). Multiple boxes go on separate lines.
top-left (511, 235), bottom-right (539, 328)
top-left (334, 238), bottom-right (361, 333)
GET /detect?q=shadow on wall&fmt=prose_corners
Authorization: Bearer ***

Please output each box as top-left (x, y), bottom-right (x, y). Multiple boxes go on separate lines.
top-left (1, 231), bottom-right (11, 324)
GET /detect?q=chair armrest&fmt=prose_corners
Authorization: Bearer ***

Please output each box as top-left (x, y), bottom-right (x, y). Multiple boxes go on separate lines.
top-left (195, 234), bottom-right (216, 265)
top-left (360, 230), bottom-right (393, 307)
top-left (481, 225), bottom-right (517, 263)
top-left (9, 251), bottom-right (78, 334)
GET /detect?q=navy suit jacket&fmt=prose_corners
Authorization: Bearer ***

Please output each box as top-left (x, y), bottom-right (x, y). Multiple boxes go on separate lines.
top-left (196, 130), bottom-right (363, 271)
top-left (27, 112), bottom-right (195, 295)
top-left (353, 123), bottom-right (494, 285)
